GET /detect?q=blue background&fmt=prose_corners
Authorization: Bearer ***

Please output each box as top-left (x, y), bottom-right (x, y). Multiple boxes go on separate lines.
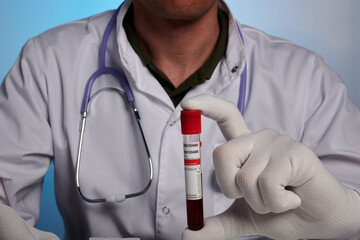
top-left (0, 0), bottom-right (359, 238)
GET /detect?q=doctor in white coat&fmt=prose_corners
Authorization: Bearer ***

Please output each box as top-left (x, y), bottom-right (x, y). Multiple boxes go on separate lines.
top-left (0, 0), bottom-right (360, 239)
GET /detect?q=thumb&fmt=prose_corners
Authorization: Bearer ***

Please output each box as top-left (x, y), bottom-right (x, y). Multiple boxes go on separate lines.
top-left (183, 200), bottom-right (256, 240)
top-left (181, 95), bottom-right (249, 140)
top-left (182, 216), bottom-right (228, 240)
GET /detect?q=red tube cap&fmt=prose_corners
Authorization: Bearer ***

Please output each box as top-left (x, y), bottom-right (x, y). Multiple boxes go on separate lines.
top-left (181, 110), bottom-right (201, 134)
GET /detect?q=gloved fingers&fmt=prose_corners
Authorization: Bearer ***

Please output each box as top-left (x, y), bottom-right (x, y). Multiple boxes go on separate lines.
top-left (234, 147), bottom-right (269, 214)
top-left (236, 132), bottom-right (301, 213)
top-left (213, 135), bottom-right (254, 199)
top-left (0, 204), bottom-right (36, 240)
top-left (0, 203), bottom-right (59, 240)
top-left (255, 137), bottom-right (323, 213)
top-left (257, 155), bottom-right (301, 213)
top-left (181, 95), bottom-right (249, 140)
top-left (30, 227), bottom-right (60, 240)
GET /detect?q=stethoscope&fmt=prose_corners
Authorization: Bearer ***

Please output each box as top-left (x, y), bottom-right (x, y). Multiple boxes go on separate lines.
top-left (76, 3), bottom-right (247, 204)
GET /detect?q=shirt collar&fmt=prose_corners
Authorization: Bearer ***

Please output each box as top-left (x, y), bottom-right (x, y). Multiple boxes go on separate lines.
top-left (122, 3), bottom-right (229, 107)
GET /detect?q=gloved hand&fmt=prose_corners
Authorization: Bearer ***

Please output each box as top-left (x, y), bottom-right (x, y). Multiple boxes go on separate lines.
top-left (181, 95), bottom-right (360, 240)
top-left (0, 203), bottom-right (59, 240)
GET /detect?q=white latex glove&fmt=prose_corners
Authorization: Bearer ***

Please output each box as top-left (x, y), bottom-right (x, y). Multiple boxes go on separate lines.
top-left (0, 203), bottom-right (59, 240)
top-left (181, 95), bottom-right (360, 240)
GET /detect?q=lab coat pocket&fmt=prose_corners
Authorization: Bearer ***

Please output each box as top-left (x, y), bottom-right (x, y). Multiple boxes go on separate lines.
top-left (211, 143), bottom-right (233, 215)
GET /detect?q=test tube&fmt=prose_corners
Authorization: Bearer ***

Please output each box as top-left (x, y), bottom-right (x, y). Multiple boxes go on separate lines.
top-left (180, 110), bottom-right (204, 231)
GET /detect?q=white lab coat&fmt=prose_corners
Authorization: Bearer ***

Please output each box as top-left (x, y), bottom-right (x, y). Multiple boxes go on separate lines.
top-left (0, 0), bottom-right (359, 239)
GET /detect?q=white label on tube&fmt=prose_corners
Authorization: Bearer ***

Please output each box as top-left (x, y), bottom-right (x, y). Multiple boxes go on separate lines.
top-left (184, 141), bottom-right (202, 200)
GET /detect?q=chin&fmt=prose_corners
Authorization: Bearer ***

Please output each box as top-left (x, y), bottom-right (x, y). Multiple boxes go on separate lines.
top-left (137, 0), bottom-right (218, 21)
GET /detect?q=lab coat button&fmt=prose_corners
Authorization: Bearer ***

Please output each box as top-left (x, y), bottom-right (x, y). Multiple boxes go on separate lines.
top-left (232, 66), bottom-right (239, 73)
top-left (170, 121), bottom-right (176, 126)
top-left (162, 206), bottom-right (170, 215)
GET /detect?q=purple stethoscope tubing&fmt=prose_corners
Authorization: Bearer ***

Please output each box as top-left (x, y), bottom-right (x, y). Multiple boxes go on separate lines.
top-left (76, 4), bottom-right (247, 203)
top-left (236, 23), bottom-right (247, 115)
top-left (80, 6), bottom-right (134, 114)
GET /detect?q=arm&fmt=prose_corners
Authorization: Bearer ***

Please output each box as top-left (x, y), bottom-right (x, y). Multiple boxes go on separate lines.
top-left (301, 54), bottom-right (360, 194)
top-left (0, 39), bottom-right (59, 239)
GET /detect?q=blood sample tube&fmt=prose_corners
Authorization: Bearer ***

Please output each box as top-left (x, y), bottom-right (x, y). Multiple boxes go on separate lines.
top-left (180, 110), bottom-right (204, 231)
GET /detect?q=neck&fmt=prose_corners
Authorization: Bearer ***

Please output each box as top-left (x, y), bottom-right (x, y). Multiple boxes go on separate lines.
top-left (133, 1), bottom-right (220, 88)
